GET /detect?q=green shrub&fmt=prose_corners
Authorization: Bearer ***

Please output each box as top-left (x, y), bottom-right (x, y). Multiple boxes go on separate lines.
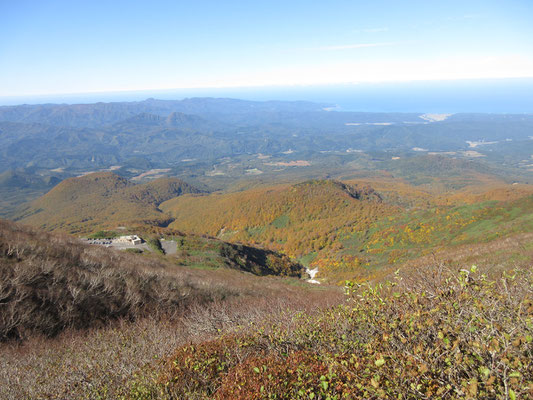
top-left (155, 265), bottom-right (533, 399)
top-left (125, 248), bottom-right (143, 254)
top-left (89, 230), bottom-right (119, 239)
top-left (146, 237), bottom-right (165, 254)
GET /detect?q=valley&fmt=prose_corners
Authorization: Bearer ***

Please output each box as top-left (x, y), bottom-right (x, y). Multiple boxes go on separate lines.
top-left (1, 97), bottom-right (532, 399)
top-left (2, 98), bottom-right (532, 287)
top-left (7, 163), bottom-right (533, 287)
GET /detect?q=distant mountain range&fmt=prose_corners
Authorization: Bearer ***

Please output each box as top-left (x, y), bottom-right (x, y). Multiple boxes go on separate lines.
top-left (1, 97), bottom-right (533, 175)
top-left (0, 97), bottom-right (327, 128)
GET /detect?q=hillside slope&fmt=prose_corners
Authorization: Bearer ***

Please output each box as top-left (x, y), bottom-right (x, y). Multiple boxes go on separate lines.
top-left (161, 178), bottom-right (533, 283)
top-left (14, 172), bottom-right (533, 284)
top-left (161, 179), bottom-right (393, 258)
top-left (16, 172), bottom-right (200, 233)
top-left (152, 263), bottom-right (533, 400)
top-left (0, 219), bottom-right (307, 340)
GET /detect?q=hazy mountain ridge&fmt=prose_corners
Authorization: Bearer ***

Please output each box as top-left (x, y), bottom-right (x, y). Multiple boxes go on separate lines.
top-left (0, 169), bottom-right (61, 189)
top-left (1, 98), bottom-right (533, 180)
top-left (0, 97), bottom-right (328, 128)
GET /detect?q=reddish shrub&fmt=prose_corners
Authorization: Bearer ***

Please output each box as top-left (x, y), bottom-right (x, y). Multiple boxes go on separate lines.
top-left (160, 334), bottom-right (262, 398)
top-left (216, 351), bottom-right (332, 399)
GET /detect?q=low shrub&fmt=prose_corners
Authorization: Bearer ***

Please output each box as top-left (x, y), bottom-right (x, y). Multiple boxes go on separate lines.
top-left (0, 220), bottom-right (237, 340)
top-left (125, 247), bottom-right (143, 254)
top-left (154, 265), bottom-right (533, 399)
top-left (146, 236), bottom-right (165, 254)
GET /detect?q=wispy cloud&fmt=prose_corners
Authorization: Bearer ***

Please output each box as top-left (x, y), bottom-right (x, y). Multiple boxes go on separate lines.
top-left (353, 27), bottom-right (389, 33)
top-left (447, 13), bottom-right (484, 21)
top-left (363, 27), bottom-right (389, 33)
top-left (318, 42), bottom-right (396, 51)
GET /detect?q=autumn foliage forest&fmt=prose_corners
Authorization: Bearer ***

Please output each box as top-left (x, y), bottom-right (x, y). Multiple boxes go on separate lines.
top-left (160, 177), bottom-right (533, 284)
top-left (2, 158), bottom-right (533, 399)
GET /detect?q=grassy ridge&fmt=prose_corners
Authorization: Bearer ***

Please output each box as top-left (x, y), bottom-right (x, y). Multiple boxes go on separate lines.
top-left (328, 194), bottom-right (533, 278)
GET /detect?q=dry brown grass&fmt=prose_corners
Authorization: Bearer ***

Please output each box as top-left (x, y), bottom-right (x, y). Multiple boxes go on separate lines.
top-left (0, 219), bottom-right (324, 340)
top-left (0, 218), bottom-right (341, 399)
top-left (0, 286), bottom-right (339, 400)
top-left (0, 219), bottom-right (230, 340)
top-left (0, 318), bottom-right (183, 400)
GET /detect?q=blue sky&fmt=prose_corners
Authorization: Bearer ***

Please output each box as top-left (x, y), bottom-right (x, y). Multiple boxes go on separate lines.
top-left (1, 0), bottom-right (532, 96)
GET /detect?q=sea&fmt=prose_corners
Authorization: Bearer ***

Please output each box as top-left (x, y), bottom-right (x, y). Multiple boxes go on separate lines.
top-left (1, 78), bottom-right (532, 114)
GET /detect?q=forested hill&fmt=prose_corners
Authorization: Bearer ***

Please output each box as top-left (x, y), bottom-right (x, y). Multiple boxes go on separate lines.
top-left (161, 179), bottom-right (393, 257)
top-left (15, 172), bottom-right (201, 233)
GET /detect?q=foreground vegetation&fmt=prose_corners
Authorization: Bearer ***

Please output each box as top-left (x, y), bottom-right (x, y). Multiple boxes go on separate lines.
top-left (135, 264), bottom-right (532, 399)
top-left (0, 219), bottom-right (306, 340)
top-left (0, 294), bottom-right (337, 400)
top-left (5, 257), bottom-right (529, 399)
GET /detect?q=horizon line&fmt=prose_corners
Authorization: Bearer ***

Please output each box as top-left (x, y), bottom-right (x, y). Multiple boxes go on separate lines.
top-left (1, 76), bottom-right (533, 102)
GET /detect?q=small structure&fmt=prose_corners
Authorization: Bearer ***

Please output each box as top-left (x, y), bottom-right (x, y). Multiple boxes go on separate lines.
top-left (115, 235), bottom-right (142, 245)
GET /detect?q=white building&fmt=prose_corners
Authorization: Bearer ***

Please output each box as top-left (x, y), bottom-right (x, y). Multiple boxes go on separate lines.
top-left (115, 235), bottom-right (142, 245)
